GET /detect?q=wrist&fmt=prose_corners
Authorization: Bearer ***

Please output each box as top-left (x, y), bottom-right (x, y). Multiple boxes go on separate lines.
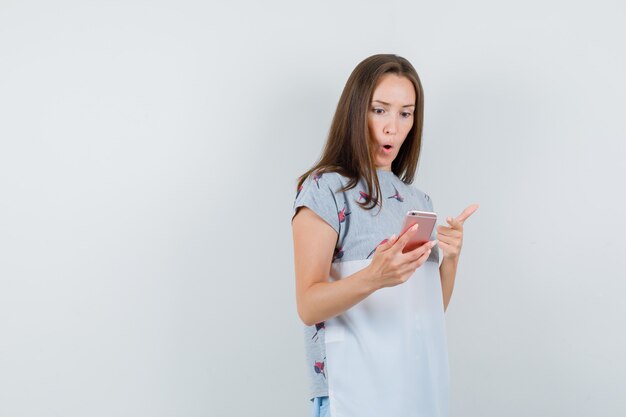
top-left (442, 253), bottom-right (460, 263)
top-left (359, 264), bottom-right (381, 295)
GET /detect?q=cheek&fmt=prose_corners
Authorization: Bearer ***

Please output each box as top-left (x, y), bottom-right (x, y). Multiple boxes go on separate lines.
top-left (402, 120), bottom-right (414, 135)
top-left (367, 119), bottom-right (379, 139)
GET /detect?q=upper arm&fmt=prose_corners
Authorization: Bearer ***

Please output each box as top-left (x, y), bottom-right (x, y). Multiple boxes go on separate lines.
top-left (290, 172), bottom-right (341, 323)
top-left (292, 207), bottom-right (338, 322)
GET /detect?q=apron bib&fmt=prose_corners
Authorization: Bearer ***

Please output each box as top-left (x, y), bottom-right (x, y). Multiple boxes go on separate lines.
top-left (325, 259), bottom-right (449, 417)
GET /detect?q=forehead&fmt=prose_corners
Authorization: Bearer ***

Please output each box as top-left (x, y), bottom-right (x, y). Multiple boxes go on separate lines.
top-left (372, 74), bottom-right (416, 104)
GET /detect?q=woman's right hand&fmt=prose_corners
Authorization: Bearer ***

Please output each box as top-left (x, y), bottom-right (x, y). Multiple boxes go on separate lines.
top-left (365, 224), bottom-right (438, 290)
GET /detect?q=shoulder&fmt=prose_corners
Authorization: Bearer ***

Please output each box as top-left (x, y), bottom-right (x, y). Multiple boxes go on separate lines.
top-left (293, 170), bottom-right (345, 208)
top-left (302, 170), bottom-right (345, 193)
top-left (293, 170), bottom-right (344, 235)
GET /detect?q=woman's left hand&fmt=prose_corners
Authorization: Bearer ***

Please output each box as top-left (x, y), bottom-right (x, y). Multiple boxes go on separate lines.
top-left (436, 204), bottom-right (479, 260)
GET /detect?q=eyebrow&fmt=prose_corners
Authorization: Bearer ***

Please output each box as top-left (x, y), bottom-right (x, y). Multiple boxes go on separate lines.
top-left (372, 100), bottom-right (415, 108)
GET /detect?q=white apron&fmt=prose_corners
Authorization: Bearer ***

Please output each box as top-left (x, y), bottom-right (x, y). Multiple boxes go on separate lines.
top-left (325, 259), bottom-right (449, 417)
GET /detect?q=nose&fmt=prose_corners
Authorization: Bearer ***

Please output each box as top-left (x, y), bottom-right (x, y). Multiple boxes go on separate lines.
top-left (384, 118), bottom-right (398, 135)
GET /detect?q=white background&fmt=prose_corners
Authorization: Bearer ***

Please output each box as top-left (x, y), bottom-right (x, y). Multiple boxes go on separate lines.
top-left (1, 1), bottom-right (625, 416)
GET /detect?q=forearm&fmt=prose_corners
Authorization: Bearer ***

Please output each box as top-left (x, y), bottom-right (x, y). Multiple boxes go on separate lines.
top-left (439, 255), bottom-right (459, 312)
top-left (299, 266), bottom-right (377, 327)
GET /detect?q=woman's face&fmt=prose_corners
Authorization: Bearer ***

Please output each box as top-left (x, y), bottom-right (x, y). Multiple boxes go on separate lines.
top-left (367, 73), bottom-right (416, 171)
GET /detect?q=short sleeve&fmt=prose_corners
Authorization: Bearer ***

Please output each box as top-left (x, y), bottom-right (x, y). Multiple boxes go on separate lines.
top-left (424, 192), bottom-right (435, 237)
top-left (292, 172), bottom-right (340, 235)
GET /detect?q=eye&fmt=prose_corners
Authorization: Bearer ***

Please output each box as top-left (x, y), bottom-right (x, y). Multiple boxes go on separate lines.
top-left (372, 107), bottom-right (385, 115)
top-left (401, 112), bottom-right (413, 118)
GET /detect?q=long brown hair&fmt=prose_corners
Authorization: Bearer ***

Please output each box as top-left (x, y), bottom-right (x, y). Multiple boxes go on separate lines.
top-left (295, 53), bottom-right (425, 213)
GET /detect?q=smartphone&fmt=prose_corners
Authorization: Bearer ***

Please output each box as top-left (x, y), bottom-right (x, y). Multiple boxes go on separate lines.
top-left (399, 210), bottom-right (437, 253)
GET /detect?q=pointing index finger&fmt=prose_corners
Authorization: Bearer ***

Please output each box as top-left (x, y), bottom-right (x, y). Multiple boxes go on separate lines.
top-left (456, 204), bottom-right (479, 224)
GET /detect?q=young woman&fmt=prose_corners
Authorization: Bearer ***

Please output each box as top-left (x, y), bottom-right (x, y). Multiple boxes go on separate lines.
top-left (291, 54), bottom-right (478, 417)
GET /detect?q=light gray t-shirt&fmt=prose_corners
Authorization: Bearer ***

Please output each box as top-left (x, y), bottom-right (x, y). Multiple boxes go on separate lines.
top-left (291, 168), bottom-right (441, 401)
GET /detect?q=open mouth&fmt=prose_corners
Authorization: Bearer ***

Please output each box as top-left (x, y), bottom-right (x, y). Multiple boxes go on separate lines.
top-left (383, 145), bottom-right (392, 149)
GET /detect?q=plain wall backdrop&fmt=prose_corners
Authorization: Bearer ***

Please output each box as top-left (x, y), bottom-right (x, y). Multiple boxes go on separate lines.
top-left (1, 1), bottom-right (625, 416)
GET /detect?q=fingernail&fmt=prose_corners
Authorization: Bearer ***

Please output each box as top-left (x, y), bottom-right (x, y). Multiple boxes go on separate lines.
top-left (411, 224), bottom-right (419, 231)
top-left (390, 234), bottom-right (396, 241)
